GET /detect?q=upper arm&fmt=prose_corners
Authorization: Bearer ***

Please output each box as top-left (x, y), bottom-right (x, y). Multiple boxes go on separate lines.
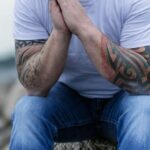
top-left (14, 0), bottom-right (50, 40)
top-left (14, 0), bottom-right (49, 71)
top-left (120, 0), bottom-right (150, 49)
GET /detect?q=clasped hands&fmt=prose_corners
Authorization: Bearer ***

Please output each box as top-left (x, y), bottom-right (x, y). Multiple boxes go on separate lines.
top-left (50, 0), bottom-right (93, 36)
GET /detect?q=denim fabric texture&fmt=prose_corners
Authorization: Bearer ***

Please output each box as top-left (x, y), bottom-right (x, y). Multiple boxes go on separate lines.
top-left (9, 82), bottom-right (150, 150)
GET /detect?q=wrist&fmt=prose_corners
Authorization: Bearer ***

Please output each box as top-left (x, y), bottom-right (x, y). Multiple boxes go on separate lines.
top-left (53, 28), bottom-right (71, 37)
top-left (77, 23), bottom-right (100, 43)
top-left (50, 28), bottom-right (72, 46)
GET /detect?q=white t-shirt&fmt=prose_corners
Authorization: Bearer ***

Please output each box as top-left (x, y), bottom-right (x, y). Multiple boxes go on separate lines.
top-left (14, 0), bottom-right (150, 98)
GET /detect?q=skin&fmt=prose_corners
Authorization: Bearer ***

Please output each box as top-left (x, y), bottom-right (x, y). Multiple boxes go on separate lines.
top-left (16, 0), bottom-right (71, 96)
top-left (56, 0), bottom-right (150, 94)
top-left (16, 0), bottom-right (150, 96)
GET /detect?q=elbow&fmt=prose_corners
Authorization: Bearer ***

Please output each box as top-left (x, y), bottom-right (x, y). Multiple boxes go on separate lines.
top-left (26, 88), bottom-right (49, 97)
top-left (122, 79), bottom-right (150, 95)
top-left (18, 73), bottom-right (49, 97)
top-left (19, 78), bottom-right (49, 97)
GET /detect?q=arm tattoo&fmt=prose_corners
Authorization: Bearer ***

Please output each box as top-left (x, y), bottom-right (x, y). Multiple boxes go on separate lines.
top-left (15, 39), bottom-right (46, 65)
top-left (15, 39), bottom-right (46, 89)
top-left (103, 38), bottom-right (150, 94)
top-left (15, 39), bottom-right (46, 50)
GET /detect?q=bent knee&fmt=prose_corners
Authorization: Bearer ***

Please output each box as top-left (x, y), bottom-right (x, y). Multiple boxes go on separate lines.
top-left (118, 95), bottom-right (150, 115)
top-left (13, 96), bottom-right (47, 119)
top-left (13, 95), bottom-right (60, 124)
top-left (119, 98), bottom-right (150, 143)
top-left (118, 96), bottom-right (150, 129)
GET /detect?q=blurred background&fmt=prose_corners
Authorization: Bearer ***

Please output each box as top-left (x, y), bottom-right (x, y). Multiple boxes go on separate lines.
top-left (0, 0), bottom-right (26, 149)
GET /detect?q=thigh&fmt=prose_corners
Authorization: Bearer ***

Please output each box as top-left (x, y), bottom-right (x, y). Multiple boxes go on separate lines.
top-left (14, 82), bottom-right (96, 142)
top-left (48, 82), bottom-right (97, 142)
top-left (98, 91), bottom-right (150, 142)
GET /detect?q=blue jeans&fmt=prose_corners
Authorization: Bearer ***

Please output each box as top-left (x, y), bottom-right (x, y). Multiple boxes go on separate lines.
top-left (9, 82), bottom-right (150, 150)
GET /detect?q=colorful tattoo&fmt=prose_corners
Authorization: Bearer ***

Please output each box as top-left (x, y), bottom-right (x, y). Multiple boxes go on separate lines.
top-left (103, 38), bottom-right (150, 94)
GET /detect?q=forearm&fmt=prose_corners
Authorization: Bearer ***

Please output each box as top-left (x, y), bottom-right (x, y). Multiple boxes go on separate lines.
top-left (18, 29), bottom-right (71, 96)
top-left (78, 25), bottom-right (150, 94)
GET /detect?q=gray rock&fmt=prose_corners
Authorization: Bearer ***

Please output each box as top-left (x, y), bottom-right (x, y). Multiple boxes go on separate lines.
top-left (54, 140), bottom-right (116, 150)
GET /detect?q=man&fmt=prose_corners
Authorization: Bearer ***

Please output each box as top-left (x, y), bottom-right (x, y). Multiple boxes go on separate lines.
top-left (10, 0), bottom-right (150, 149)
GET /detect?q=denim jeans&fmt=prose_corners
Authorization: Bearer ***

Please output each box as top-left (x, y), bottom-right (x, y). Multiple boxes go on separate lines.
top-left (9, 82), bottom-right (150, 150)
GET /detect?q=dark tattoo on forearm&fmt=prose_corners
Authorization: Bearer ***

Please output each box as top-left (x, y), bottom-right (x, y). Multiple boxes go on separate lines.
top-left (15, 39), bottom-right (46, 50)
top-left (15, 39), bottom-right (46, 65)
top-left (104, 40), bottom-right (150, 94)
top-left (15, 39), bottom-right (46, 89)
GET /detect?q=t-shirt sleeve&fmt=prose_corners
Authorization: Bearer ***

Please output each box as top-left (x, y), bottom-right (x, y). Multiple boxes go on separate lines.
top-left (120, 0), bottom-right (150, 48)
top-left (13, 0), bottom-right (49, 40)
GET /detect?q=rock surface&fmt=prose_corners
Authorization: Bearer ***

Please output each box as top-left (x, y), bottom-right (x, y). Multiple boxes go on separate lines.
top-left (54, 140), bottom-right (116, 150)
